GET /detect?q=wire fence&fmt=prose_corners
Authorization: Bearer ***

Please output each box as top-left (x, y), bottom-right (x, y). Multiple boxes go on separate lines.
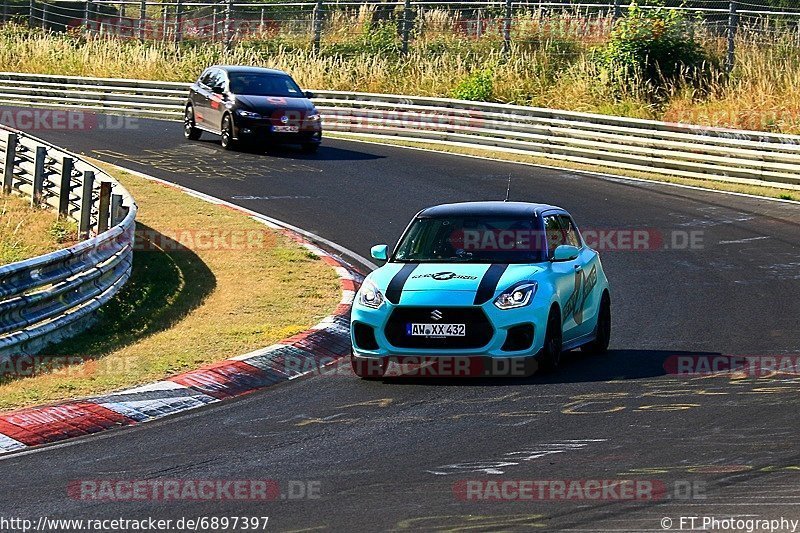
top-left (3, 0), bottom-right (800, 61)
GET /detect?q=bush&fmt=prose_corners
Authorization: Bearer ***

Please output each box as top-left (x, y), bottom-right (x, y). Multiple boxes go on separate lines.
top-left (450, 68), bottom-right (494, 101)
top-left (599, 1), bottom-right (708, 88)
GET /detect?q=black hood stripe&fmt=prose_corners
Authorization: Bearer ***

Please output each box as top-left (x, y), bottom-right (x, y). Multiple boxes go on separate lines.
top-left (473, 264), bottom-right (509, 305)
top-left (385, 264), bottom-right (419, 304)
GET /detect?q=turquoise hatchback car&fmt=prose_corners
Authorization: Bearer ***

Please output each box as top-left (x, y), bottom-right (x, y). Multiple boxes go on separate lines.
top-left (350, 202), bottom-right (611, 378)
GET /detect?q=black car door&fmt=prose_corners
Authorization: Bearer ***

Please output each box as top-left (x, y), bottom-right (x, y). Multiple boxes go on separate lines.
top-left (193, 68), bottom-right (216, 128)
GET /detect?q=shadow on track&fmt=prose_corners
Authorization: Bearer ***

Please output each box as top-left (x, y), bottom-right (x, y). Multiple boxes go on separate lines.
top-left (198, 139), bottom-right (385, 162)
top-left (375, 349), bottom-right (720, 387)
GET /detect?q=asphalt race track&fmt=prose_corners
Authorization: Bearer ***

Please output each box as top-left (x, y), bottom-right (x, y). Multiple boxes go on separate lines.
top-left (2, 108), bottom-right (800, 532)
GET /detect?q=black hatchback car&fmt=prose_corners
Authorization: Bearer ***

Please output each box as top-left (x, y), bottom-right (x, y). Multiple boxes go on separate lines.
top-left (183, 65), bottom-right (322, 153)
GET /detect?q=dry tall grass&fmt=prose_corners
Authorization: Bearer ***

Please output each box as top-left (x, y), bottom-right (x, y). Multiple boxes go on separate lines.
top-left (1, 11), bottom-right (799, 133)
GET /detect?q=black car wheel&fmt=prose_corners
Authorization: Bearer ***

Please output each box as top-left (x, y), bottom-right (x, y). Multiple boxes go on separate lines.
top-left (539, 307), bottom-right (563, 372)
top-left (581, 292), bottom-right (611, 354)
top-left (220, 114), bottom-right (237, 150)
top-left (183, 105), bottom-right (202, 141)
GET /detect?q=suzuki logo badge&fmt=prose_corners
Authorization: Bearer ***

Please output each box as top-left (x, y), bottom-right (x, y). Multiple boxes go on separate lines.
top-left (280, 115), bottom-right (289, 124)
top-left (431, 309), bottom-right (443, 321)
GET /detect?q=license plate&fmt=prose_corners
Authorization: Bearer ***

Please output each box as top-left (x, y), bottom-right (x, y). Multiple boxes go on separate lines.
top-left (407, 323), bottom-right (466, 337)
top-left (273, 125), bottom-right (299, 133)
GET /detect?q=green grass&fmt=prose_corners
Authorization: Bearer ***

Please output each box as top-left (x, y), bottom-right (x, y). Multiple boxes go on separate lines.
top-left (0, 194), bottom-right (78, 265)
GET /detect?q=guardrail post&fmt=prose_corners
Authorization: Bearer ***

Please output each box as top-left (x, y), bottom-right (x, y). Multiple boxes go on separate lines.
top-left (79, 170), bottom-right (94, 239)
top-left (40, 1), bottom-right (47, 30)
top-left (31, 146), bottom-right (46, 207)
top-left (401, 0), bottom-right (412, 54)
top-left (58, 156), bottom-right (73, 217)
top-left (28, 0), bottom-right (33, 28)
top-left (613, 0), bottom-right (622, 20)
top-left (312, 0), bottom-right (323, 52)
top-left (2, 0), bottom-right (8, 23)
top-left (138, 0), bottom-right (146, 41)
top-left (110, 194), bottom-right (126, 226)
top-left (503, 0), bottom-right (512, 54)
top-left (259, 7), bottom-right (264, 33)
top-left (726, 0), bottom-right (738, 73)
top-left (97, 181), bottom-right (112, 233)
top-left (3, 133), bottom-right (17, 195)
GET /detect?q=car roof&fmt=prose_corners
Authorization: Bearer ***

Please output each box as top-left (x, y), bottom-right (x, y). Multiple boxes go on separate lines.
top-left (417, 201), bottom-right (566, 218)
top-left (212, 65), bottom-right (290, 76)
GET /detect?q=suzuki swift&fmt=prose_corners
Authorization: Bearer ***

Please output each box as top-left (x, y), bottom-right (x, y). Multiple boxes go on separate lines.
top-left (350, 201), bottom-right (611, 378)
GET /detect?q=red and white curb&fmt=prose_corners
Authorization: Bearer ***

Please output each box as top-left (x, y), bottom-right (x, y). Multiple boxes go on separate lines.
top-left (0, 167), bottom-right (365, 455)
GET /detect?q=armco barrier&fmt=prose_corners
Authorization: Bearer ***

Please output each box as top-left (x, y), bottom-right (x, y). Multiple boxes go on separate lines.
top-left (0, 71), bottom-right (799, 190)
top-left (0, 123), bottom-right (137, 357)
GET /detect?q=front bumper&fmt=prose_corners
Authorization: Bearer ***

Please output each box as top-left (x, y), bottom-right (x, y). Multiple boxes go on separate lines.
top-left (233, 116), bottom-right (322, 144)
top-left (351, 291), bottom-right (551, 367)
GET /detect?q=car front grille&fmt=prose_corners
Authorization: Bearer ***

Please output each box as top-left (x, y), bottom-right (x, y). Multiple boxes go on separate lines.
top-left (384, 307), bottom-right (494, 349)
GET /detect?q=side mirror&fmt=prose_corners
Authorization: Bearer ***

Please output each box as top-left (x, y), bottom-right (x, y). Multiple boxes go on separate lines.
top-left (211, 85), bottom-right (225, 95)
top-left (370, 244), bottom-right (389, 261)
top-left (551, 244), bottom-right (580, 262)
top-left (304, 90), bottom-right (315, 99)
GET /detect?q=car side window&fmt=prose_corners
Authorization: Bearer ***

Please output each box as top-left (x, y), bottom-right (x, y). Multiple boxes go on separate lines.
top-left (207, 70), bottom-right (225, 91)
top-left (543, 215), bottom-right (565, 256)
top-left (198, 70), bottom-right (214, 87)
top-left (558, 215), bottom-right (582, 248)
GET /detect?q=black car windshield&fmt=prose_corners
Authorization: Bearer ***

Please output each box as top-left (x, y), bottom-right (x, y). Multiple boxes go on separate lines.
top-left (228, 73), bottom-right (304, 97)
top-left (393, 215), bottom-right (548, 263)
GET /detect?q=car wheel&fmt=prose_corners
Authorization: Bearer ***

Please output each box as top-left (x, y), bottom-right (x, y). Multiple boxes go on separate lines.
top-left (581, 292), bottom-right (611, 354)
top-left (301, 143), bottom-right (319, 154)
top-left (220, 114), bottom-right (237, 150)
top-left (539, 307), bottom-right (563, 372)
top-left (351, 354), bottom-right (386, 380)
top-left (183, 105), bottom-right (202, 140)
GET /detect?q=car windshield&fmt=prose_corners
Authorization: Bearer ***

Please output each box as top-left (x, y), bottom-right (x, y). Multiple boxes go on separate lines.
top-left (393, 215), bottom-right (548, 263)
top-left (228, 73), bottom-right (304, 97)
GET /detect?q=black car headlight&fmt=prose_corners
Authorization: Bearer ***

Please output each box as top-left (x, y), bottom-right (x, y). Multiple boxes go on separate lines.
top-left (494, 282), bottom-right (538, 310)
top-left (358, 280), bottom-right (385, 309)
top-left (236, 109), bottom-right (260, 119)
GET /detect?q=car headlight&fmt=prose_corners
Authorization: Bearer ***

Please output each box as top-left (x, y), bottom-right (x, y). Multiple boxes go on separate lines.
top-left (494, 282), bottom-right (537, 310)
top-left (236, 109), bottom-right (260, 119)
top-left (358, 280), bottom-right (385, 309)
top-left (307, 113), bottom-right (321, 122)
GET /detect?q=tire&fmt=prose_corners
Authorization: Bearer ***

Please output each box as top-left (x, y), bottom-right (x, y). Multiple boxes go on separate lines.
top-left (183, 105), bottom-right (202, 141)
top-left (539, 307), bottom-right (563, 372)
top-left (351, 354), bottom-right (386, 380)
top-left (220, 114), bottom-right (237, 150)
top-left (581, 292), bottom-right (611, 354)
top-left (301, 143), bottom-right (319, 154)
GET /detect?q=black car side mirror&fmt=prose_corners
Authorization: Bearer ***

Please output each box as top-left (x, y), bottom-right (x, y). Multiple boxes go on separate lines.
top-left (304, 90), bottom-right (315, 99)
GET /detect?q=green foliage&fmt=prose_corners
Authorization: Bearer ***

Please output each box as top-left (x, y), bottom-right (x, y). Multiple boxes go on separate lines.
top-left (324, 20), bottom-right (400, 56)
top-left (599, 1), bottom-right (708, 88)
top-left (450, 68), bottom-right (494, 101)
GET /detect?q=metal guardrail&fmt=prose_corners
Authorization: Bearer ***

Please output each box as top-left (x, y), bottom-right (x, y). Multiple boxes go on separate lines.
top-left (1, 71), bottom-right (799, 190)
top-left (0, 119), bottom-right (137, 357)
